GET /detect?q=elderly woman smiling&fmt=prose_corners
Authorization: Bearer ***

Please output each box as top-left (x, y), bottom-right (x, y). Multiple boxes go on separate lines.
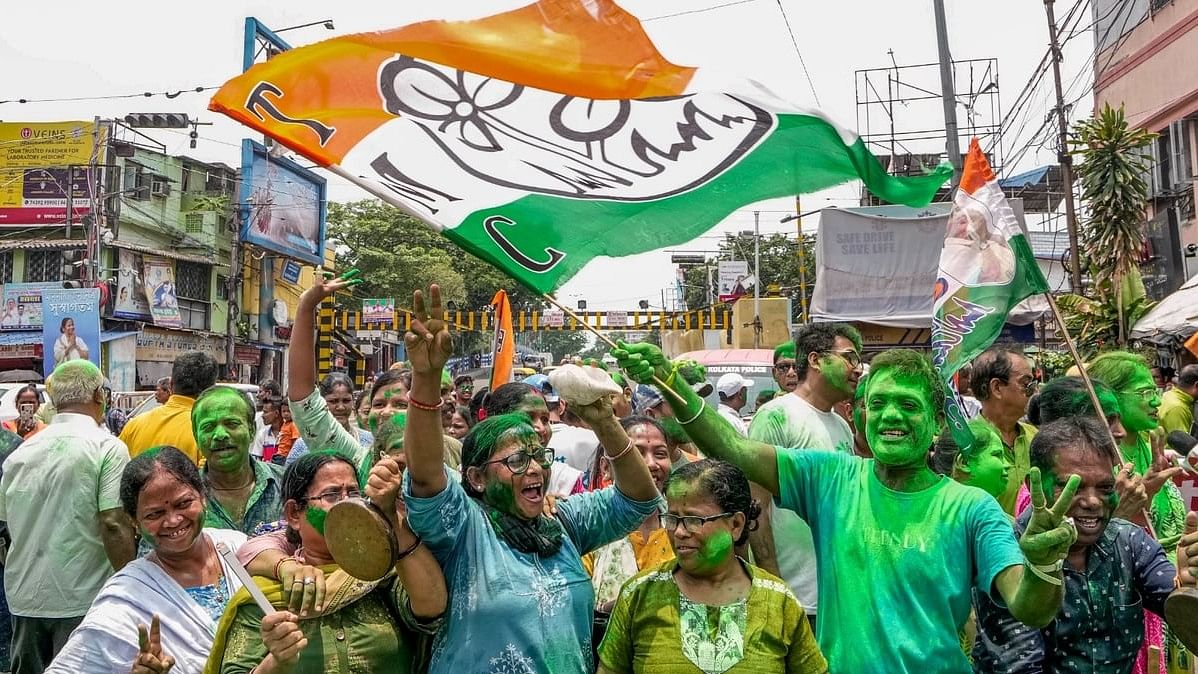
top-left (47, 447), bottom-right (250, 674)
top-left (401, 285), bottom-right (661, 673)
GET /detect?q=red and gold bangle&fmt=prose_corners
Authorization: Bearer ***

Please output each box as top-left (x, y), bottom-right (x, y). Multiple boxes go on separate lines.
top-left (273, 556), bottom-right (296, 581)
top-left (406, 396), bottom-right (442, 412)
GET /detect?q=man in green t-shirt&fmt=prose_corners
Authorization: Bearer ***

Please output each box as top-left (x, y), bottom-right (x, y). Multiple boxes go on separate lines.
top-left (613, 343), bottom-right (1079, 674)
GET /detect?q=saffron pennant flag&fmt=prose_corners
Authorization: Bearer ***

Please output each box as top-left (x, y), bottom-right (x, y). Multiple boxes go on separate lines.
top-left (211, 0), bottom-right (952, 294)
top-left (932, 138), bottom-right (1049, 451)
top-left (490, 289), bottom-right (515, 390)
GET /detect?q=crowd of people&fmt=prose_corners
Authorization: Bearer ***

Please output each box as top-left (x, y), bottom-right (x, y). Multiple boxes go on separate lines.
top-left (0, 277), bottom-right (1197, 673)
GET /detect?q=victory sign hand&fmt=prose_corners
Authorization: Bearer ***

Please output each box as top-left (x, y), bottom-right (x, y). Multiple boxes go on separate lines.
top-left (405, 285), bottom-right (453, 376)
top-left (300, 269), bottom-right (362, 308)
top-left (1019, 467), bottom-right (1081, 566)
top-left (130, 615), bottom-right (175, 674)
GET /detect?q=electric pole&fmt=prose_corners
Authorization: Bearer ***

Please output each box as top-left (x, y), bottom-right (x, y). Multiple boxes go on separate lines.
top-left (753, 210), bottom-right (762, 349)
top-left (933, 0), bottom-right (963, 183)
top-left (225, 209), bottom-right (243, 381)
top-left (1045, 0), bottom-right (1084, 293)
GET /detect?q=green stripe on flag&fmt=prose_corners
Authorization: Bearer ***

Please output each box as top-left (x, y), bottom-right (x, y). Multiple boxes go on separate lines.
top-left (444, 112), bottom-right (953, 293)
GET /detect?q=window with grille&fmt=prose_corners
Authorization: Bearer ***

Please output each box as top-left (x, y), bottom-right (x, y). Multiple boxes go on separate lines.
top-left (185, 212), bottom-right (205, 233)
top-left (0, 252), bottom-right (12, 283)
top-left (24, 250), bottom-right (62, 282)
top-left (175, 261), bottom-right (211, 330)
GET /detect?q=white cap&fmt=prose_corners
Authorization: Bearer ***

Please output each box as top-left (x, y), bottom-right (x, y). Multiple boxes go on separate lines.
top-left (716, 372), bottom-right (752, 397)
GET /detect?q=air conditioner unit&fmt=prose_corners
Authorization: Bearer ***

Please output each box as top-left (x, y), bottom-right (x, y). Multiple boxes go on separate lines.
top-left (150, 179), bottom-right (170, 198)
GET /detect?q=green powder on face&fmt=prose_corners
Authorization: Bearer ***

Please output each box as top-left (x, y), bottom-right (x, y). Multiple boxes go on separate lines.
top-left (306, 506), bottom-right (328, 536)
top-left (483, 478), bottom-right (519, 516)
top-left (139, 524), bottom-right (158, 550)
top-left (696, 529), bottom-right (734, 570)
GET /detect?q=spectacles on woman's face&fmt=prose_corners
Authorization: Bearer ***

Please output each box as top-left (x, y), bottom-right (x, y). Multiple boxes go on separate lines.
top-left (482, 447), bottom-right (555, 475)
top-left (300, 487), bottom-right (361, 507)
top-left (660, 511), bottom-right (734, 534)
top-left (1132, 387), bottom-right (1161, 402)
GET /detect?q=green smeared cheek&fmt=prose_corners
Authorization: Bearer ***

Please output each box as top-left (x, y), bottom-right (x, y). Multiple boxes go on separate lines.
top-left (697, 530), bottom-right (734, 568)
top-left (483, 479), bottom-right (517, 514)
top-left (139, 524), bottom-right (157, 549)
top-left (822, 358), bottom-right (850, 392)
top-left (305, 506), bottom-right (328, 536)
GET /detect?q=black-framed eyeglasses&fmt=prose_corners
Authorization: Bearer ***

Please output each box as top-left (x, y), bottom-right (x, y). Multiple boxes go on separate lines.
top-left (482, 447), bottom-right (555, 475)
top-left (825, 349), bottom-right (862, 368)
top-left (299, 487), bottom-right (361, 507)
top-left (774, 362), bottom-right (798, 373)
top-left (660, 511), bottom-right (734, 533)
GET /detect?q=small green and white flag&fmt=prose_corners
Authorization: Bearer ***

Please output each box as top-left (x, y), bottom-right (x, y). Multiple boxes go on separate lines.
top-left (932, 138), bottom-right (1050, 451)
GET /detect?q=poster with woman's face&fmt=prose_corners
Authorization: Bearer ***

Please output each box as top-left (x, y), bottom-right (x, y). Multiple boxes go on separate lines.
top-left (40, 288), bottom-right (100, 376)
top-left (113, 249), bottom-right (151, 319)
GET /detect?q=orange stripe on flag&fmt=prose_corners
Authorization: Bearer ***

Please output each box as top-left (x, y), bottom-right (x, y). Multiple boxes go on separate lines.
top-left (958, 137), bottom-right (997, 195)
top-left (490, 290), bottom-right (515, 391)
top-left (209, 0), bottom-right (695, 166)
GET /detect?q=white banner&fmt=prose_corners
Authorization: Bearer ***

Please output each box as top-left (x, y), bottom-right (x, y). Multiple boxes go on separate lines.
top-left (717, 260), bottom-right (749, 302)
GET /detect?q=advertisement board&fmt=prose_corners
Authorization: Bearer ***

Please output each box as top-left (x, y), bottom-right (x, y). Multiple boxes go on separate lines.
top-left (240, 139), bottom-right (327, 265)
top-left (40, 288), bottom-right (101, 375)
top-left (113, 249), bottom-right (152, 320)
top-left (135, 326), bottom-right (226, 364)
top-left (0, 121), bottom-right (106, 226)
top-left (717, 261), bottom-right (750, 302)
top-left (142, 256), bottom-right (182, 328)
top-left (1, 282), bottom-right (61, 330)
top-left (362, 298), bottom-right (395, 324)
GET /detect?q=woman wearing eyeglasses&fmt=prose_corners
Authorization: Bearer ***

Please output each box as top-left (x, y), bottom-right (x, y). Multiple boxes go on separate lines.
top-left (400, 285), bottom-right (661, 673)
top-left (208, 450), bottom-right (446, 674)
top-left (598, 459), bottom-right (826, 673)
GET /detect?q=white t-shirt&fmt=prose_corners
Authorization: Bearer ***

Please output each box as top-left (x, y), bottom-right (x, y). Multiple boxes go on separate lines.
top-left (549, 423), bottom-right (601, 472)
top-left (717, 403), bottom-right (748, 436)
top-left (747, 392), bottom-right (853, 616)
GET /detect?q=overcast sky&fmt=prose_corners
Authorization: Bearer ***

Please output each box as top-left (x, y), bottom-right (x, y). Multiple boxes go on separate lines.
top-left (0, 0), bottom-right (1097, 310)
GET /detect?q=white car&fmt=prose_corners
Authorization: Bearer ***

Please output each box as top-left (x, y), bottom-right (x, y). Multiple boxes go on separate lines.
top-left (0, 384), bottom-right (47, 424)
top-left (129, 382), bottom-right (260, 418)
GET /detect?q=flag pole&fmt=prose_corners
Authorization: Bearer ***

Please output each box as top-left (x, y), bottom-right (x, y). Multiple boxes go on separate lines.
top-left (541, 293), bottom-right (688, 406)
top-left (1043, 291), bottom-right (1157, 539)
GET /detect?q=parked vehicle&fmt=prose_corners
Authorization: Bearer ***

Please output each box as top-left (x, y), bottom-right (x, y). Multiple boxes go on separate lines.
top-left (676, 349), bottom-right (777, 416)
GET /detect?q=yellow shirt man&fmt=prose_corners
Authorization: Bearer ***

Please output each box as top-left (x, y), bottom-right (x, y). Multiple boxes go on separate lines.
top-left (119, 394), bottom-right (200, 463)
top-left (1159, 387), bottom-right (1195, 436)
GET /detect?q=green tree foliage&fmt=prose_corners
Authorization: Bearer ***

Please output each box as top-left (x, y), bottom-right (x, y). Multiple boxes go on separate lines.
top-left (1063, 104), bottom-right (1158, 346)
top-left (326, 200), bottom-right (544, 313)
top-left (679, 231), bottom-right (815, 321)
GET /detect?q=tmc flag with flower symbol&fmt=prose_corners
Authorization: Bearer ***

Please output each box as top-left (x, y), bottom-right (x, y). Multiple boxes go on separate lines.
top-left (211, 0), bottom-right (952, 293)
top-left (932, 138), bottom-right (1049, 452)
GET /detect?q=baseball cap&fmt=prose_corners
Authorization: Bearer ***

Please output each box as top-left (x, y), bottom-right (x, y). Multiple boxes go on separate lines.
top-left (632, 384), bottom-right (664, 415)
top-left (523, 374), bottom-right (559, 403)
top-left (716, 372), bottom-right (752, 397)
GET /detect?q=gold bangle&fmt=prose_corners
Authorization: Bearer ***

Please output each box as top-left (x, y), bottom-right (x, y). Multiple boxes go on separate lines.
top-left (604, 437), bottom-right (635, 461)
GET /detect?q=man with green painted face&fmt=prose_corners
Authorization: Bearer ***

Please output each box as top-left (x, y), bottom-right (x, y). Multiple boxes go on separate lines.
top-left (745, 322), bottom-right (862, 624)
top-left (971, 346), bottom-right (1039, 515)
top-left (613, 342), bottom-right (1080, 673)
top-left (772, 341), bottom-right (799, 394)
top-left (191, 385), bottom-right (286, 535)
top-left (973, 416), bottom-right (1188, 672)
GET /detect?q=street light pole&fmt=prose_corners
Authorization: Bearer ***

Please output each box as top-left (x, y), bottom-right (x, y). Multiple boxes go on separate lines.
top-left (753, 210), bottom-right (761, 348)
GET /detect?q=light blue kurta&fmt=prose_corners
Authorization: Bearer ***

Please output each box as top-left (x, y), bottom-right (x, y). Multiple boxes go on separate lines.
top-left (404, 466), bottom-right (659, 674)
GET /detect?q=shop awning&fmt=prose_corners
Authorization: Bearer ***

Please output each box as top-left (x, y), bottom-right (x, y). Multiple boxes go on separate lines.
top-left (100, 330), bottom-right (139, 343)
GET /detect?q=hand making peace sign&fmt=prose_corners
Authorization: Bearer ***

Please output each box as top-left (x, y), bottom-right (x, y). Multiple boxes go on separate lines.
top-left (129, 615), bottom-right (174, 674)
top-left (1019, 467), bottom-right (1082, 566)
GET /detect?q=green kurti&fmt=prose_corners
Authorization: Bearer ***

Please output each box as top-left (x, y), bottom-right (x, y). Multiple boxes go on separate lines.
top-left (1122, 431), bottom-right (1187, 555)
top-left (218, 578), bottom-right (432, 674)
top-left (599, 560), bottom-right (826, 674)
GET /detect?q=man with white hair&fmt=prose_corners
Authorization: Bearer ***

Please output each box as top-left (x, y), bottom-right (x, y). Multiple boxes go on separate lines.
top-left (0, 360), bottom-right (136, 673)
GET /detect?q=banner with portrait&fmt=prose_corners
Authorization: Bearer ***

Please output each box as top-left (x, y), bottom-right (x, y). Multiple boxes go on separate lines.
top-left (41, 288), bottom-right (100, 376)
top-left (113, 249), bottom-right (151, 320)
top-left (142, 256), bottom-right (182, 328)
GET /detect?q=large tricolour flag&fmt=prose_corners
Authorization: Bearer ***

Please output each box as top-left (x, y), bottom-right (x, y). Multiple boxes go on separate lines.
top-left (211, 0), bottom-right (951, 293)
top-left (932, 138), bottom-right (1049, 451)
